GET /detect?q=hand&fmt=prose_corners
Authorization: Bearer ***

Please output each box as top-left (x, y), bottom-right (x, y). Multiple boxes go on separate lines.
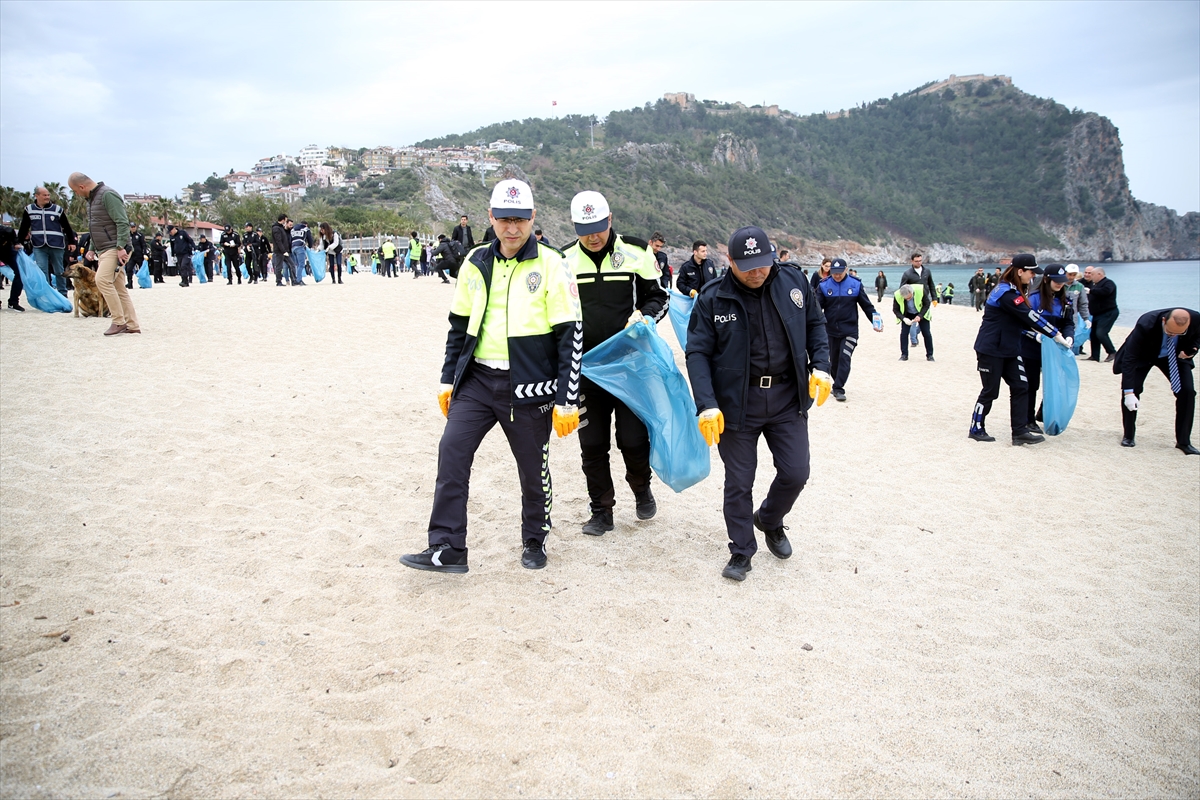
top-left (437, 384), bottom-right (452, 417)
top-left (872, 313), bottom-right (883, 332)
top-left (85, 251), bottom-right (97, 262)
top-left (625, 309), bottom-right (645, 328)
top-left (698, 408), bottom-right (724, 446)
top-left (809, 369), bottom-right (832, 406)
top-left (902, 317), bottom-right (914, 326)
top-left (553, 404), bottom-right (580, 438)
top-left (1034, 332), bottom-right (1044, 343)
top-left (1123, 392), bottom-right (1139, 412)
top-left (1063, 337), bottom-right (1073, 349)
top-left (689, 290), bottom-right (697, 298)
top-left (116, 249), bottom-right (129, 266)
top-left (1052, 333), bottom-right (1068, 348)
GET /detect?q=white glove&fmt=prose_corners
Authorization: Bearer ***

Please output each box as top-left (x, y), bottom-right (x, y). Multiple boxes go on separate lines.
top-left (1123, 392), bottom-right (1138, 411)
top-left (625, 310), bottom-right (645, 328)
top-left (1063, 336), bottom-right (1073, 349)
top-left (902, 318), bottom-right (914, 326)
top-left (1084, 319), bottom-right (1092, 329)
top-left (1053, 333), bottom-right (1069, 348)
top-left (1034, 332), bottom-right (1044, 343)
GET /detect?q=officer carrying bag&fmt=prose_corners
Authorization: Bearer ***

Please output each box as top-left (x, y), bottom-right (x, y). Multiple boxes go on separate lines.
top-left (581, 319), bottom-right (710, 492)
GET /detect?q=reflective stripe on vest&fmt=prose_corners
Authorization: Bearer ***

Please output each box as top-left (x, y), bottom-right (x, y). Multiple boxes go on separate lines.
top-left (25, 203), bottom-right (66, 249)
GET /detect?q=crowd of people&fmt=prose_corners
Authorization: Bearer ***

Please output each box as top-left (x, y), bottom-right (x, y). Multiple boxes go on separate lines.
top-left (2, 177), bottom-right (1195, 582)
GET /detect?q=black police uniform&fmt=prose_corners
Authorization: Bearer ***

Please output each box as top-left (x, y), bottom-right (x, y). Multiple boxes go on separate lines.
top-left (125, 230), bottom-right (146, 288)
top-left (1113, 308), bottom-right (1200, 449)
top-left (150, 237), bottom-right (167, 283)
top-left (816, 272), bottom-right (877, 394)
top-left (676, 255), bottom-right (719, 296)
top-left (220, 230), bottom-right (242, 284)
top-left (1, 224), bottom-right (24, 309)
top-left (564, 232), bottom-right (668, 518)
top-left (971, 281), bottom-right (1059, 437)
top-left (686, 262), bottom-right (830, 558)
top-left (170, 230), bottom-right (195, 285)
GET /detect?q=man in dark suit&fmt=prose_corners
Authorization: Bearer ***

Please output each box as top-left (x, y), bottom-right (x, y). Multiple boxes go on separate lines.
top-left (450, 215), bottom-right (475, 251)
top-left (1113, 307), bottom-right (1199, 454)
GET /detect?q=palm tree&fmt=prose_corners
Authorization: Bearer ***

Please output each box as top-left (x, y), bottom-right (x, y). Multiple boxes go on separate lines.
top-left (150, 198), bottom-right (174, 233)
top-left (127, 201), bottom-right (152, 229)
top-left (42, 181), bottom-right (67, 207)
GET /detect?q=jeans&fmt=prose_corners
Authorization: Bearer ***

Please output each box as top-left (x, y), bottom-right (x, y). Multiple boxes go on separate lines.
top-left (290, 248), bottom-right (307, 284)
top-left (32, 246), bottom-right (66, 293)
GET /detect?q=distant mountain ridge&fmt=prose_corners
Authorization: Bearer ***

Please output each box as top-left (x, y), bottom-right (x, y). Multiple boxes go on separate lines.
top-left (411, 76), bottom-right (1198, 263)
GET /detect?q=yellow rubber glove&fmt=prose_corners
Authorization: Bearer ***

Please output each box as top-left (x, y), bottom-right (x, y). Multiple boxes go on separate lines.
top-left (689, 289), bottom-right (698, 298)
top-left (437, 384), bottom-right (452, 418)
top-left (808, 370), bottom-right (832, 406)
top-left (553, 405), bottom-right (580, 438)
top-left (698, 408), bottom-right (724, 446)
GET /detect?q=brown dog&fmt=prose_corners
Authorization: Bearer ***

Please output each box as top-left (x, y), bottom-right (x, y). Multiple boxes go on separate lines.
top-left (65, 263), bottom-right (109, 318)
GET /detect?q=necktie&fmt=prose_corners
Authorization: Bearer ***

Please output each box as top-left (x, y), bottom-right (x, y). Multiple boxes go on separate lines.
top-left (1167, 335), bottom-right (1181, 394)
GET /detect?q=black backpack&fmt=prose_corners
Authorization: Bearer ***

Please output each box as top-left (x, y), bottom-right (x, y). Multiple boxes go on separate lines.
top-left (448, 239), bottom-right (466, 259)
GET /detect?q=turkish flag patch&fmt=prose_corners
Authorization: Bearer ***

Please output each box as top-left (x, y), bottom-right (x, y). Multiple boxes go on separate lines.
top-left (1013, 295), bottom-right (1024, 305)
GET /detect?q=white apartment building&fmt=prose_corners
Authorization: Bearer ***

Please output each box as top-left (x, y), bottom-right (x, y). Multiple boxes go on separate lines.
top-left (297, 144), bottom-right (330, 168)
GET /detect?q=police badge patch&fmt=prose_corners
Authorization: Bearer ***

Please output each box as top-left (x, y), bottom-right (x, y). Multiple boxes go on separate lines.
top-left (527, 272), bottom-right (542, 293)
top-left (611, 251), bottom-right (625, 269)
top-left (790, 288), bottom-right (804, 309)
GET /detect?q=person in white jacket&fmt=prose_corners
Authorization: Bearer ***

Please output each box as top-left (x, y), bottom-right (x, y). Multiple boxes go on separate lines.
top-left (319, 223), bottom-right (343, 284)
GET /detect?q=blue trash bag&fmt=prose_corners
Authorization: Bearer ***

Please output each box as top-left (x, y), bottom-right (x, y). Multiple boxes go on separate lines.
top-left (581, 319), bottom-right (710, 492)
top-left (136, 261), bottom-right (152, 288)
top-left (16, 251), bottom-right (71, 312)
top-left (221, 257), bottom-right (229, 280)
top-left (192, 252), bottom-right (207, 283)
top-left (307, 249), bottom-right (327, 282)
top-left (0, 265), bottom-right (14, 281)
top-left (1041, 335), bottom-right (1080, 435)
top-left (667, 290), bottom-right (694, 351)
top-left (240, 261), bottom-right (249, 280)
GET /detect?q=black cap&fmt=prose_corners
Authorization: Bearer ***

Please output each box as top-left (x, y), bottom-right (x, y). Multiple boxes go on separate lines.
top-left (726, 226), bottom-right (775, 270)
top-left (830, 258), bottom-right (848, 273)
top-left (1012, 253), bottom-right (1040, 272)
top-left (1042, 263), bottom-right (1068, 282)
top-left (244, 222), bottom-right (252, 227)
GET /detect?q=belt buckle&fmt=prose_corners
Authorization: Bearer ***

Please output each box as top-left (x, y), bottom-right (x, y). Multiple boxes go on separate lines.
top-left (759, 376), bottom-right (772, 389)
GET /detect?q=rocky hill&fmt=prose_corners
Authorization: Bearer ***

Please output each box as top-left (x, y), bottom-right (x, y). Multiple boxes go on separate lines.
top-left (360, 77), bottom-right (1200, 264)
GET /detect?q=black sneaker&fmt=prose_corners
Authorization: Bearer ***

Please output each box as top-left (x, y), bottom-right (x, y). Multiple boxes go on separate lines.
top-left (832, 388), bottom-right (846, 402)
top-left (926, 355), bottom-right (935, 362)
top-left (521, 539), bottom-right (547, 570)
top-left (722, 553), bottom-right (752, 581)
top-left (399, 543), bottom-right (468, 574)
top-left (7, 302), bottom-right (24, 312)
top-left (899, 355), bottom-right (908, 361)
top-left (753, 511), bottom-right (792, 559)
top-left (1027, 421), bottom-right (1044, 434)
top-left (968, 429), bottom-right (996, 442)
top-left (1121, 437), bottom-right (1136, 448)
top-left (1012, 429), bottom-right (1045, 446)
top-left (634, 490), bottom-right (657, 520)
top-left (582, 509), bottom-right (614, 536)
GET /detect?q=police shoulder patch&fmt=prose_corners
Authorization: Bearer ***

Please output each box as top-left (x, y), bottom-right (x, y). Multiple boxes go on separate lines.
top-left (527, 271), bottom-right (542, 293)
top-left (791, 288), bottom-right (804, 309)
top-left (611, 251), bottom-right (625, 269)
top-left (1013, 295), bottom-right (1024, 305)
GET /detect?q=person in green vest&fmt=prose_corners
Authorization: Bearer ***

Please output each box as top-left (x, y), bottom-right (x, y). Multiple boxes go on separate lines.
top-left (407, 232), bottom-right (422, 276)
top-left (380, 239), bottom-right (396, 277)
top-left (893, 283), bottom-right (933, 361)
top-left (944, 283), bottom-right (955, 305)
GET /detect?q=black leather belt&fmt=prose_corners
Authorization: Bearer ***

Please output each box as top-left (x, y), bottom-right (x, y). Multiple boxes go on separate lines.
top-left (752, 373), bottom-right (792, 388)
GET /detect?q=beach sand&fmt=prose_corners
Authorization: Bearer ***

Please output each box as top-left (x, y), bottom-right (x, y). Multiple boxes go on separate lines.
top-left (1, 275), bottom-right (1197, 798)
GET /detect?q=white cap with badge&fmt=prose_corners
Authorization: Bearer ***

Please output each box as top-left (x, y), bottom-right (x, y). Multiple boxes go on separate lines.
top-left (570, 191), bottom-right (611, 236)
top-left (489, 179), bottom-right (534, 220)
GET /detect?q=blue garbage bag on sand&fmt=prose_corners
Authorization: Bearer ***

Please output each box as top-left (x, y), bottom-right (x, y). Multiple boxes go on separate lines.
top-left (667, 290), bottom-right (694, 351)
top-left (306, 249), bottom-right (327, 283)
top-left (1041, 335), bottom-right (1080, 435)
top-left (581, 319), bottom-right (710, 492)
top-left (192, 253), bottom-right (207, 283)
top-left (16, 251), bottom-right (70, 312)
top-left (136, 261), bottom-right (152, 288)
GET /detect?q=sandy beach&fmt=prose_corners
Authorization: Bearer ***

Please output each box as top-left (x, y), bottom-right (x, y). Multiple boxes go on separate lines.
top-left (1, 273), bottom-right (1197, 798)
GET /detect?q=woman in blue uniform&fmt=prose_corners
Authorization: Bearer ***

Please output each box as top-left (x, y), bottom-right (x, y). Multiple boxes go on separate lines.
top-left (969, 254), bottom-right (1069, 445)
top-left (1022, 264), bottom-right (1075, 432)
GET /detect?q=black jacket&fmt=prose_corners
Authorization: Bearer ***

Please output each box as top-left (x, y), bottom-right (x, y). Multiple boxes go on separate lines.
top-left (1114, 308), bottom-right (1200, 389)
top-left (451, 224), bottom-right (475, 250)
top-left (271, 222), bottom-right (290, 253)
top-left (676, 256), bottom-right (719, 296)
top-left (1089, 277), bottom-right (1118, 315)
top-left (686, 263), bottom-right (830, 430)
top-left (169, 230), bottom-right (194, 258)
top-left (562, 233), bottom-right (669, 353)
top-left (816, 274), bottom-right (877, 338)
top-left (220, 231), bottom-right (241, 251)
top-left (901, 265), bottom-right (936, 298)
top-left (127, 231), bottom-right (146, 260)
top-left (973, 282), bottom-right (1059, 359)
top-left (150, 239), bottom-right (167, 263)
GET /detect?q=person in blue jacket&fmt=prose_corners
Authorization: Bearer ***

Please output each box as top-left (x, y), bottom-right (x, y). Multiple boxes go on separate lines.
top-left (816, 258), bottom-right (882, 401)
top-left (685, 226), bottom-right (831, 582)
top-left (970, 254), bottom-right (1069, 445)
top-left (1022, 264), bottom-right (1075, 432)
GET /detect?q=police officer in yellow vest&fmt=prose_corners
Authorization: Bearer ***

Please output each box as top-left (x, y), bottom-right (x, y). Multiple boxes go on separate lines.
top-left (400, 179), bottom-right (583, 574)
top-left (562, 191), bottom-right (669, 535)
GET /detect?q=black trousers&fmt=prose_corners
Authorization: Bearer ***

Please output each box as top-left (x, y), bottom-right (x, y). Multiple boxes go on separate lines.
top-left (1121, 358), bottom-right (1196, 446)
top-left (125, 256), bottom-right (141, 288)
top-left (1021, 340), bottom-right (1043, 423)
top-left (150, 259), bottom-right (164, 282)
top-left (828, 333), bottom-right (858, 391)
top-left (578, 376), bottom-right (651, 513)
top-left (8, 263), bottom-right (23, 305)
top-left (899, 318), bottom-right (933, 357)
top-left (1089, 309), bottom-right (1119, 358)
top-left (973, 353), bottom-right (1029, 433)
top-left (716, 382), bottom-right (810, 558)
top-left (224, 251), bottom-right (241, 283)
top-left (427, 364), bottom-right (553, 550)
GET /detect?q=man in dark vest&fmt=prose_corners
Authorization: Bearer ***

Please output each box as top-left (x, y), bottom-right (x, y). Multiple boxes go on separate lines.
top-left (17, 185), bottom-right (77, 294)
top-left (69, 172), bottom-right (140, 334)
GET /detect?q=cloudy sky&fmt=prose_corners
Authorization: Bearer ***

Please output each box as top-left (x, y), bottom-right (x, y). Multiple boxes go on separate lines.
top-left (2, 1), bottom-right (1197, 212)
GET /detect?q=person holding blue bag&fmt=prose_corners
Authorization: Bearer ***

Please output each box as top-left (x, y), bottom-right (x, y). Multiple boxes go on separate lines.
top-left (562, 191), bottom-right (668, 535)
top-left (168, 225), bottom-right (194, 286)
top-left (968, 254), bottom-right (1068, 445)
top-left (685, 226), bottom-right (832, 582)
top-left (1022, 264), bottom-right (1075, 432)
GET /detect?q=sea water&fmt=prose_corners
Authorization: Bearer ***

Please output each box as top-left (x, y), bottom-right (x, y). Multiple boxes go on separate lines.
top-left (863, 260), bottom-right (1199, 326)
